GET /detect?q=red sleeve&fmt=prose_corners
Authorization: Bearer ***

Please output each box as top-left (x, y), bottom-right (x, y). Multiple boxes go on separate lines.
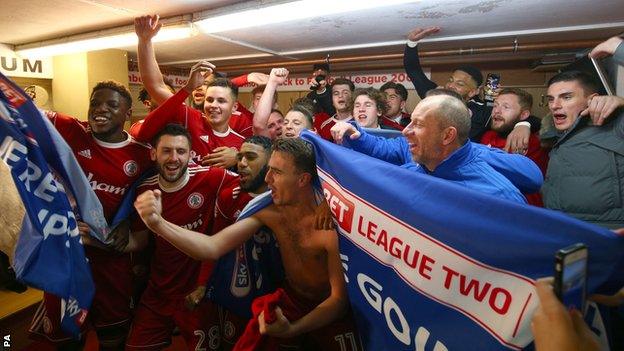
top-left (230, 74), bottom-right (248, 87)
top-left (230, 106), bottom-right (254, 138)
top-left (526, 134), bottom-right (549, 176)
top-left (135, 89), bottom-right (192, 143)
top-left (313, 112), bottom-right (331, 131)
top-left (196, 260), bottom-right (215, 286)
top-left (128, 120), bottom-right (144, 138)
top-left (46, 111), bottom-right (88, 139)
top-left (197, 169), bottom-right (240, 286)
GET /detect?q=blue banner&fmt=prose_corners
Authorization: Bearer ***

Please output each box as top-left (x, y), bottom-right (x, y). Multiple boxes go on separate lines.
top-left (300, 131), bottom-right (624, 350)
top-left (206, 192), bottom-right (284, 318)
top-left (0, 74), bottom-right (94, 337)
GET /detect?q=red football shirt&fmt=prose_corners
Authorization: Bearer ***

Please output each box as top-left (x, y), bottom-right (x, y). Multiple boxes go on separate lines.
top-left (48, 111), bottom-right (152, 220)
top-left (132, 90), bottom-right (250, 165)
top-left (196, 184), bottom-right (255, 285)
top-left (136, 166), bottom-right (239, 298)
top-left (314, 113), bottom-right (353, 143)
top-left (480, 130), bottom-right (549, 207)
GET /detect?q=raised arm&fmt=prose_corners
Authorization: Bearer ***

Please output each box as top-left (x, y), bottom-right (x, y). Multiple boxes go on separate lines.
top-left (331, 121), bottom-right (411, 165)
top-left (589, 36), bottom-right (624, 66)
top-left (404, 26), bottom-right (441, 98)
top-left (133, 60), bottom-right (214, 142)
top-left (134, 189), bottom-right (261, 260)
top-left (135, 15), bottom-right (172, 105)
top-left (253, 68), bottom-right (288, 137)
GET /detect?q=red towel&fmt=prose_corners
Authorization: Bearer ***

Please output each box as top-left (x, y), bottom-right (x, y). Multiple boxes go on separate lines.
top-left (233, 288), bottom-right (308, 351)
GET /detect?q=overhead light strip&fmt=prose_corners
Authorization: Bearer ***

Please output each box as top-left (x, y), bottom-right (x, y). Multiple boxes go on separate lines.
top-left (15, 21), bottom-right (195, 58)
top-left (194, 0), bottom-right (421, 33)
top-left (281, 22), bottom-right (624, 55)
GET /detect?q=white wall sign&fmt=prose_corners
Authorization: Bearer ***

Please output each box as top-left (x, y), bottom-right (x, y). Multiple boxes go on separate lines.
top-left (128, 70), bottom-right (188, 88)
top-left (238, 69), bottom-right (431, 92)
top-left (0, 44), bottom-right (53, 79)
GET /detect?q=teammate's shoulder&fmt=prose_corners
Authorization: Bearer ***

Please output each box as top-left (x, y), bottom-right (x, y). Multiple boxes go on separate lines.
top-left (138, 173), bottom-right (160, 188)
top-left (128, 134), bottom-right (152, 149)
top-left (319, 116), bottom-right (335, 129)
top-left (188, 165), bottom-right (214, 175)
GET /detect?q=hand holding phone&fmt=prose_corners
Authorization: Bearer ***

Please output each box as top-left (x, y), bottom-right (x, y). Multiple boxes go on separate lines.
top-left (554, 243), bottom-right (588, 311)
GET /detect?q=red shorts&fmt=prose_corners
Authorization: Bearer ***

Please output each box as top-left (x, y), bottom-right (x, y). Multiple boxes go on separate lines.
top-left (238, 285), bottom-right (363, 351)
top-left (279, 286), bottom-right (363, 351)
top-left (218, 307), bottom-right (249, 351)
top-left (29, 249), bottom-right (132, 343)
top-left (306, 309), bottom-right (363, 351)
top-left (126, 288), bottom-right (221, 351)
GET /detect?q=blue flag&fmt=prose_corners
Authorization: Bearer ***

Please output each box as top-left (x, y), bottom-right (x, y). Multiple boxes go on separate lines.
top-left (206, 191), bottom-right (285, 318)
top-left (299, 131), bottom-right (624, 350)
top-left (0, 74), bottom-right (94, 336)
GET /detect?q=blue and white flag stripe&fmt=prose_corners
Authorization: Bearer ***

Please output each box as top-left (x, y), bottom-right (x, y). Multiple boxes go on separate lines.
top-left (300, 130), bottom-right (624, 350)
top-left (0, 74), bottom-right (94, 337)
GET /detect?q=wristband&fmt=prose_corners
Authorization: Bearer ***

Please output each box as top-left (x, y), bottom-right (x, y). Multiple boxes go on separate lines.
top-left (407, 40), bottom-right (418, 48)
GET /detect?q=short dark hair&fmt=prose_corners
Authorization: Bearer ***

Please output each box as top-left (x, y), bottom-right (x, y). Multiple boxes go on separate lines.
top-left (244, 135), bottom-right (272, 154)
top-left (351, 87), bottom-right (388, 115)
top-left (207, 77), bottom-right (239, 100)
top-left (331, 78), bottom-right (355, 92)
top-left (152, 123), bottom-right (191, 148)
top-left (272, 138), bottom-right (317, 177)
top-left (455, 66), bottom-right (483, 87)
top-left (92, 80), bottom-right (132, 107)
top-left (425, 88), bottom-right (464, 101)
top-left (498, 87), bottom-right (533, 110)
top-left (380, 82), bottom-right (408, 101)
top-left (313, 63), bottom-right (330, 73)
top-left (270, 109), bottom-right (283, 117)
top-left (547, 70), bottom-right (601, 95)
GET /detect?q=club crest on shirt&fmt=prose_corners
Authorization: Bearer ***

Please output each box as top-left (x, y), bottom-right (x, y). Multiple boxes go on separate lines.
top-left (200, 135), bottom-right (210, 143)
top-left (123, 160), bottom-right (138, 177)
top-left (187, 192), bottom-right (204, 209)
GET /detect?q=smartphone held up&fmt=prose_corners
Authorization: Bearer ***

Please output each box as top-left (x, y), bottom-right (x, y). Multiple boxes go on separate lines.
top-left (554, 243), bottom-right (588, 312)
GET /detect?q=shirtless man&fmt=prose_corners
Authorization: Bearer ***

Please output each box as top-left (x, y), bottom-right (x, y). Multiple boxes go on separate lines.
top-left (135, 138), bottom-right (360, 349)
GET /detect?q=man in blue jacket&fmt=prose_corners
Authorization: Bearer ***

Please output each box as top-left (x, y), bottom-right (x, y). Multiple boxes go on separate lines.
top-left (331, 94), bottom-right (543, 203)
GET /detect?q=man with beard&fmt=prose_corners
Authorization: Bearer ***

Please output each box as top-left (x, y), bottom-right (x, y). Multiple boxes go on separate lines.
top-left (135, 138), bottom-right (361, 350)
top-left (134, 61), bottom-right (247, 169)
top-left (481, 88), bottom-right (548, 206)
top-left (29, 81), bottom-right (152, 351)
top-left (191, 135), bottom-right (281, 350)
top-left (403, 26), bottom-right (541, 151)
top-left (126, 123), bottom-right (238, 351)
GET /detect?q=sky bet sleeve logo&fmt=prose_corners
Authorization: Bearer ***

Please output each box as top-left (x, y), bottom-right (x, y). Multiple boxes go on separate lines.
top-left (320, 170), bottom-right (537, 349)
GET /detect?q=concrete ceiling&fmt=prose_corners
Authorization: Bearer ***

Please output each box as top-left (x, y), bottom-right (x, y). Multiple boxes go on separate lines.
top-left (1, 0), bottom-right (623, 73)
